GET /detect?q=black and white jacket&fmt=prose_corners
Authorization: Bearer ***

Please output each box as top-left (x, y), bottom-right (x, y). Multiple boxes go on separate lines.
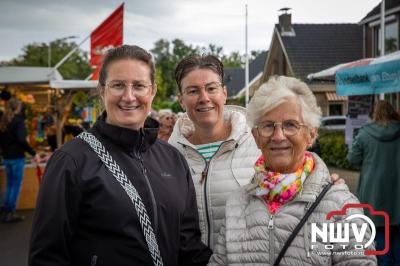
top-left (29, 112), bottom-right (212, 266)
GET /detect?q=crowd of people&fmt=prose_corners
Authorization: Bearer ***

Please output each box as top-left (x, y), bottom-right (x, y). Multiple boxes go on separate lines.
top-left (0, 44), bottom-right (399, 265)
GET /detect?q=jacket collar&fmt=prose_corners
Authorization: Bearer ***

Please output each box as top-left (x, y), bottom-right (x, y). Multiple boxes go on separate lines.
top-left (169, 105), bottom-right (251, 149)
top-left (92, 111), bottom-right (159, 152)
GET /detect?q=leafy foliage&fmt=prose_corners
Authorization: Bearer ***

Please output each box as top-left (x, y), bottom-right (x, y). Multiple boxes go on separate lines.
top-left (318, 130), bottom-right (356, 170)
top-left (151, 38), bottom-right (198, 101)
top-left (6, 40), bottom-right (92, 80)
top-left (152, 100), bottom-right (183, 113)
top-left (226, 96), bottom-right (245, 107)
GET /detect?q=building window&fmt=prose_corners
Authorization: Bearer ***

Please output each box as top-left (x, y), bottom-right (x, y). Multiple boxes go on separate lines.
top-left (374, 21), bottom-right (399, 56)
top-left (329, 103), bottom-right (343, 115)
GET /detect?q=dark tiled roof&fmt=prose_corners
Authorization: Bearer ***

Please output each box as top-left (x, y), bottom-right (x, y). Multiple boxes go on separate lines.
top-left (250, 51), bottom-right (267, 80)
top-left (224, 51), bottom-right (267, 96)
top-left (224, 68), bottom-right (244, 97)
top-left (277, 24), bottom-right (363, 80)
top-left (360, 0), bottom-right (400, 22)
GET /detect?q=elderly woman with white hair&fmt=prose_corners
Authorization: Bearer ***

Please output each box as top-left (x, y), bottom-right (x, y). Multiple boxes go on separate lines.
top-left (209, 76), bottom-right (377, 265)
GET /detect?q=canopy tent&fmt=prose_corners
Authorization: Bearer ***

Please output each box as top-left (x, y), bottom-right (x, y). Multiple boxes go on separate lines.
top-left (50, 80), bottom-right (97, 90)
top-left (0, 66), bottom-right (63, 84)
top-left (307, 51), bottom-right (400, 96)
top-left (0, 66), bottom-right (97, 90)
top-left (0, 66), bottom-right (98, 148)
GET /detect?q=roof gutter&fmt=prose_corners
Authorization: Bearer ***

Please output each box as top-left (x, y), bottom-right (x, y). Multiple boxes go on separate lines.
top-left (359, 6), bottom-right (400, 25)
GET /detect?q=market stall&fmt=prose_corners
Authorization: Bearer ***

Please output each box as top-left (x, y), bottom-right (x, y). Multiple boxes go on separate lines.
top-left (0, 66), bottom-right (98, 209)
top-left (307, 50), bottom-right (400, 100)
top-left (307, 51), bottom-right (400, 146)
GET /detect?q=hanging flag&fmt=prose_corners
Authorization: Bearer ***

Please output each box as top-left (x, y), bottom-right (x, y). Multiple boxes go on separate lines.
top-left (90, 3), bottom-right (124, 80)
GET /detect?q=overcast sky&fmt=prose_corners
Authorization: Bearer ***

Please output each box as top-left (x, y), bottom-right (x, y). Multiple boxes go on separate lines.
top-left (0, 0), bottom-right (381, 62)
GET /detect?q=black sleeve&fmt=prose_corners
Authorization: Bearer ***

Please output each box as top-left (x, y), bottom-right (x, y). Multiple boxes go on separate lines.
top-left (178, 163), bottom-right (212, 266)
top-left (15, 119), bottom-right (36, 156)
top-left (29, 150), bottom-right (82, 266)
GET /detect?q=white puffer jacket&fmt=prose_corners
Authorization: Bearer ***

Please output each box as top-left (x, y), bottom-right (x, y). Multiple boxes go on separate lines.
top-left (169, 105), bottom-right (261, 249)
top-left (209, 153), bottom-right (377, 265)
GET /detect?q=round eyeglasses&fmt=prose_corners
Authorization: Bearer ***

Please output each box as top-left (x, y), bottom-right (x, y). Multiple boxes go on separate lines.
top-left (182, 82), bottom-right (223, 98)
top-left (255, 120), bottom-right (307, 137)
top-left (105, 80), bottom-right (153, 97)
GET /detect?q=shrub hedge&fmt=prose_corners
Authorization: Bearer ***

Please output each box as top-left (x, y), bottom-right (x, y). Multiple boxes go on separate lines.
top-left (318, 129), bottom-right (357, 170)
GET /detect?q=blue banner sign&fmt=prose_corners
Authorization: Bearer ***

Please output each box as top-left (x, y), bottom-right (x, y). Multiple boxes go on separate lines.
top-left (336, 60), bottom-right (400, 96)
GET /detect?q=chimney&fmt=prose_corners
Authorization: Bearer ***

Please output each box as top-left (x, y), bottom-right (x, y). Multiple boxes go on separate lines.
top-left (278, 8), bottom-right (295, 36)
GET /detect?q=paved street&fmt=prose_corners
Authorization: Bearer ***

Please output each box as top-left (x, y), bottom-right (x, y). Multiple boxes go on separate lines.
top-left (0, 167), bottom-right (360, 266)
top-left (0, 209), bottom-right (34, 266)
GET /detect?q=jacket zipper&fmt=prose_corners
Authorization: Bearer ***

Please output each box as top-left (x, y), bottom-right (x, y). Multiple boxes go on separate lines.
top-left (202, 162), bottom-right (211, 247)
top-left (200, 142), bottom-right (228, 248)
top-left (136, 129), bottom-right (158, 231)
top-left (183, 141), bottom-right (228, 248)
top-left (304, 201), bottom-right (313, 258)
top-left (262, 198), bottom-right (314, 263)
top-left (268, 214), bottom-right (275, 263)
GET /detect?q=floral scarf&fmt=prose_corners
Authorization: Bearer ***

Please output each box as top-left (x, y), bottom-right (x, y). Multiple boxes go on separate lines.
top-left (254, 151), bottom-right (315, 214)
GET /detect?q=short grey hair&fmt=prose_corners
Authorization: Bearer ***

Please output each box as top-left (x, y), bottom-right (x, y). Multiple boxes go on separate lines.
top-left (247, 76), bottom-right (322, 128)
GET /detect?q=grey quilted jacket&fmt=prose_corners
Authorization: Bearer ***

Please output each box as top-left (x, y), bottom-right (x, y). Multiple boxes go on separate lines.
top-left (209, 154), bottom-right (377, 265)
top-left (169, 106), bottom-right (261, 249)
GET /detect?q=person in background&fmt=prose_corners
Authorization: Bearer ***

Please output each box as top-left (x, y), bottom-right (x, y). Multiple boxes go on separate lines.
top-left (157, 111), bottom-right (176, 141)
top-left (209, 76), bottom-right (376, 265)
top-left (347, 100), bottom-right (400, 266)
top-left (169, 55), bottom-right (344, 250)
top-left (29, 45), bottom-right (211, 266)
top-left (0, 97), bottom-right (39, 222)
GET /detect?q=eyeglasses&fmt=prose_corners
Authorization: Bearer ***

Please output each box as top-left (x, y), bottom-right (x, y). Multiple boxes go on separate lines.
top-left (105, 80), bottom-right (153, 97)
top-left (255, 120), bottom-right (307, 137)
top-left (182, 82), bottom-right (223, 97)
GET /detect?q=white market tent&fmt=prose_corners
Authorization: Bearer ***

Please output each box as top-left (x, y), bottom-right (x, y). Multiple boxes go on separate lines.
top-left (50, 80), bottom-right (97, 90)
top-left (0, 66), bottom-right (98, 147)
top-left (0, 66), bottom-right (63, 84)
top-left (0, 66), bottom-right (97, 89)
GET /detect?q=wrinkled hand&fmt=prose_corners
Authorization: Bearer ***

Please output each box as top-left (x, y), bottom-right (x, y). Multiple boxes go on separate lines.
top-left (330, 173), bottom-right (345, 185)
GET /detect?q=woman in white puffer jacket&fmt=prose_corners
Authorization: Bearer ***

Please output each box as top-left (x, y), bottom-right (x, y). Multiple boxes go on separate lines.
top-left (168, 55), bottom-right (260, 250)
top-left (169, 104), bottom-right (259, 249)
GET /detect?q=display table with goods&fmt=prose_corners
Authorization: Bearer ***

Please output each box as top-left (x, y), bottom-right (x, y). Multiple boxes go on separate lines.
top-left (0, 89), bottom-right (96, 209)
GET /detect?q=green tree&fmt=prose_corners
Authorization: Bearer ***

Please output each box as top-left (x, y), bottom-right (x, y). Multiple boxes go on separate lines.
top-left (201, 44), bottom-right (224, 58)
top-left (151, 38), bottom-right (198, 100)
top-left (222, 51), bottom-right (243, 67)
top-left (7, 40), bottom-right (92, 80)
top-left (199, 44), bottom-right (243, 67)
top-left (151, 39), bottom-right (173, 101)
top-left (220, 49), bottom-right (263, 68)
